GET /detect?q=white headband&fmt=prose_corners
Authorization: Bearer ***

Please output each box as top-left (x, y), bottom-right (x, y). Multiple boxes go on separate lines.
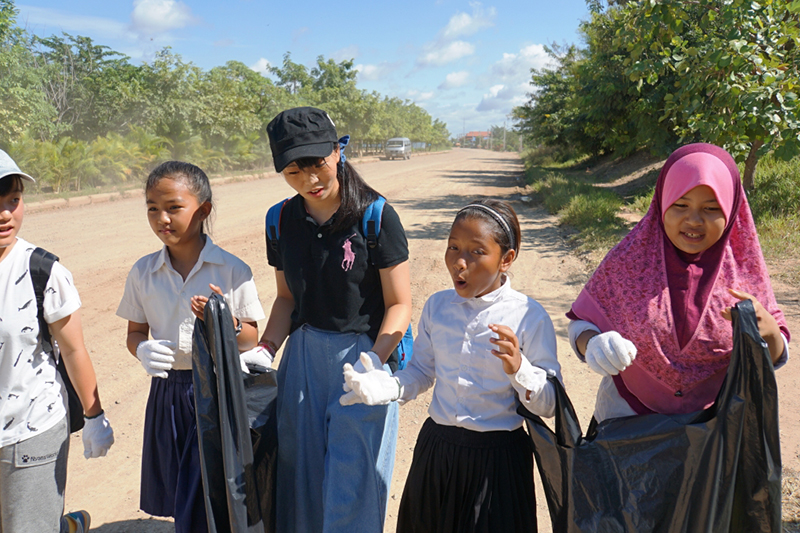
top-left (457, 204), bottom-right (516, 252)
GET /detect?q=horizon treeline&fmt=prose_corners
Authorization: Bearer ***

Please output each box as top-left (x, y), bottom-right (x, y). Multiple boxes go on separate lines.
top-left (0, 0), bottom-right (450, 192)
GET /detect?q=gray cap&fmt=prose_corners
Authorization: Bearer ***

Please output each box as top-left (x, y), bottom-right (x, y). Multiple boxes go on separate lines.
top-left (0, 149), bottom-right (35, 184)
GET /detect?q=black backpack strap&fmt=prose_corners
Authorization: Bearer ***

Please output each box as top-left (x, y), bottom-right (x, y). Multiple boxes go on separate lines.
top-left (29, 247), bottom-right (58, 356)
top-left (29, 247), bottom-right (85, 433)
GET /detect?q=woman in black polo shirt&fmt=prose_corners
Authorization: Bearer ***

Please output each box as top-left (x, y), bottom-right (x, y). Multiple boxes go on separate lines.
top-left (256, 107), bottom-right (412, 533)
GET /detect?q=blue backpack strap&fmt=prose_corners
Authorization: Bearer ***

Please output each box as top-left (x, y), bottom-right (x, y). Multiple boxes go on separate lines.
top-left (359, 197), bottom-right (415, 370)
top-left (396, 324), bottom-right (414, 370)
top-left (362, 195), bottom-right (386, 249)
top-left (266, 198), bottom-right (291, 251)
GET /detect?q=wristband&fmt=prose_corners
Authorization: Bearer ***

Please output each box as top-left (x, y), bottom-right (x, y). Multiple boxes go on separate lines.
top-left (85, 409), bottom-right (104, 420)
top-left (394, 377), bottom-right (402, 400)
top-left (258, 340), bottom-right (278, 356)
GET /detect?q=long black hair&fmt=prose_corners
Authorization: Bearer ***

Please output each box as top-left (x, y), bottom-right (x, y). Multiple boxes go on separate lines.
top-left (292, 149), bottom-right (380, 233)
top-left (145, 161), bottom-right (215, 234)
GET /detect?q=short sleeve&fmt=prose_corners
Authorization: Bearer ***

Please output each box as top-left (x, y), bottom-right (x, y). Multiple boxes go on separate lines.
top-left (116, 263), bottom-right (147, 324)
top-left (371, 202), bottom-right (409, 269)
top-left (43, 262), bottom-right (81, 324)
top-left (227, 261), bottom-right (266, 323)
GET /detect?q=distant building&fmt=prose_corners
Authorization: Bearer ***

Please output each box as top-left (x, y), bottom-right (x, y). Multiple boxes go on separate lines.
top-left (457, 131), bottom-right (490, 147)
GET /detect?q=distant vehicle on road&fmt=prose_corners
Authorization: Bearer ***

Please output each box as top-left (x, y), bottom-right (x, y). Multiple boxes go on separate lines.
top-left (385, 137), bottom-right (412, 160)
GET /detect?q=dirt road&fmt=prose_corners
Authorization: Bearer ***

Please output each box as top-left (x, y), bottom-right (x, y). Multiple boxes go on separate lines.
top-left (19, 149), bottom-right (799, 532)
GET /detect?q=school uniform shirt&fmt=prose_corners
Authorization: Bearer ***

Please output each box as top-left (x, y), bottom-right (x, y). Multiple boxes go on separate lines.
top-left (116, 237), bottom-right (265, 370)
top-left (396, 279), bottom-right (561, 432)
top-left (266, 195), bottom-right (408, 340)
top-left (0, 238), bottom-right (79, 447)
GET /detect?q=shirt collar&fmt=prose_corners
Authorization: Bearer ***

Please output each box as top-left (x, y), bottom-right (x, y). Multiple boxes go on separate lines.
top-left (150, 236), bottom-right (224, 274)
top-left (288, 194), bottom-right (338, 228)
top-left (449, 275), bottom-right (511, 305)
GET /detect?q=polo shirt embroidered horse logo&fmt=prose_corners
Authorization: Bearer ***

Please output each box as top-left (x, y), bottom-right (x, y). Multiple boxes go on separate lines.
top-left (342, 234), bottom-right (357, 272)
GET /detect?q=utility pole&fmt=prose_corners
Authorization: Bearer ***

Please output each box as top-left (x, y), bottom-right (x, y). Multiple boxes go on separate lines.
top-left (503, 120), bottom-right (506, 151)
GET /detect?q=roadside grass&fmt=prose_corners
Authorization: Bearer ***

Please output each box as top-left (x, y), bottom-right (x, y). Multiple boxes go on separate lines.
top-left (784, 468), bottom-right (800, 532)
top-left (524, 155), bottom-right (641, 267)
top-left (748, 156), bottom-right (800, 286)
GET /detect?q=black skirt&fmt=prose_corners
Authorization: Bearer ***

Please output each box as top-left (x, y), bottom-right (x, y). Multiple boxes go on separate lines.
top-left (397, 418), bottom-right (537, 533)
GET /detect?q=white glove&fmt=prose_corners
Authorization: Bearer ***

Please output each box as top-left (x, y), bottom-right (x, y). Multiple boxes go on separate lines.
top-left (136, 340), bottom-right (176, 379)
top-left (340, 352), bottom-right (402, 406)
top-left (82, 411), bottom-right (115, 459)
top-left (342, 350), bottom-right (383, 392)
top-left (239, 345), bottom-right (274, 373)
top-left (585, 331), bottom-right (637, 376)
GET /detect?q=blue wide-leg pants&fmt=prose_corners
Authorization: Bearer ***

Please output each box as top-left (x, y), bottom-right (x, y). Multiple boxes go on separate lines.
top-left (276, 325), bottom-right (399, 533)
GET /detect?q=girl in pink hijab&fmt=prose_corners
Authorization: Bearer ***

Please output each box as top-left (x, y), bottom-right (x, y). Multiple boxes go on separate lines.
top-left (568, 143), bottom-right (789, 421)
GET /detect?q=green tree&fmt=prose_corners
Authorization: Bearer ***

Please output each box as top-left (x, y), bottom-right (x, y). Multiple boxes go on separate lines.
top-left (32, 34), bottom-right (130, 139)
top-left (618, 0), bottom-right (800, 188)
top-left (0, 1), bottom-right (55, 145)
top-left (513, 44), bottom-right (598, 156)
top-left (310, 56), bottom-right (357, 92)
top-left (269, 52), bottom-right (312, 95)
top-left (134, 48), bottom-right (204, 159)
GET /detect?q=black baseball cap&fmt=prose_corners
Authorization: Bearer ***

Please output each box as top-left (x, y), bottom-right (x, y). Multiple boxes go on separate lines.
top-left (267, 107), bottom-right (338, 172)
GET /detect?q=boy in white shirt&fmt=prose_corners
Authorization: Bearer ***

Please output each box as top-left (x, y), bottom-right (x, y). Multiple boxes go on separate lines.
top-left (0, 149), bottom-right (114, 533)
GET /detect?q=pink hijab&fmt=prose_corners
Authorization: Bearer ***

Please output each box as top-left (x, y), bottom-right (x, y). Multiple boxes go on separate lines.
top-left (569, 143), bottom-right (789, 414)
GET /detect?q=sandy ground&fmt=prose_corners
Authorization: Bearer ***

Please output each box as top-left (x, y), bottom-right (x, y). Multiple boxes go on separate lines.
top-left (17, 148), bottom-right (799, 532)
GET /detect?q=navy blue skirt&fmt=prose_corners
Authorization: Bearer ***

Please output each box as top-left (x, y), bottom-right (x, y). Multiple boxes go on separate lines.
top-left (397, 418), bottom-right (537, 533)
top-left (140, 370), bottom-right (207, 533)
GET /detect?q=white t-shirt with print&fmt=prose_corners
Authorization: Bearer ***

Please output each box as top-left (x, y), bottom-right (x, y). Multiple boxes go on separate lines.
top-left (0, 238), bottom-right (80, 447)
top-left (116, 237), bottom-right (266, 370)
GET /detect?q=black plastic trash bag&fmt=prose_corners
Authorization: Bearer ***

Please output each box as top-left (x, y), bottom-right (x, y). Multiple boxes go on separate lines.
top-left (518, 300), bottom-right (781, 533)
top-left (193, 293), bottom-right (278, 533)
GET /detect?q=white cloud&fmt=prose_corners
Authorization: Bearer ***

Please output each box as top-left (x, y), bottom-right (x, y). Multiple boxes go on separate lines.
top-left (130, 0), bottom-right (198, 36)
top-left (250, 58), bottom-right (271, 75)
top-left (355, 61), bottom-right (403, 81)
top-left (406, 89), bottom-right (435, 102)
top-left (441, 3), bottom-right (496, 40)
top-left (476, 83), bottom-right (526, 111)
top-left (417, 40), bottom-right (475, 67)
top-left (415, 3), bottom-right (492, 70)
top-left (17, 5), bottom-right (131, 40)
top-left (332, 45), bottom-right (360, 62)
top-left (438, 71), bottom-right (470, 90)
top-left (489, 44), bottom-right (551, 84)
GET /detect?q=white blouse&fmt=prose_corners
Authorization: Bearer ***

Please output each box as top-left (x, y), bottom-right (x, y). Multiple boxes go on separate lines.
top-left (396, 278), bottom-right (561, 432)
top-left (117, 237), bottom-right (265, 370)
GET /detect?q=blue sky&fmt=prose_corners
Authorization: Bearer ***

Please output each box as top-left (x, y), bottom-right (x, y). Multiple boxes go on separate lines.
top-left (15, 0), bottom-right (590, 138)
